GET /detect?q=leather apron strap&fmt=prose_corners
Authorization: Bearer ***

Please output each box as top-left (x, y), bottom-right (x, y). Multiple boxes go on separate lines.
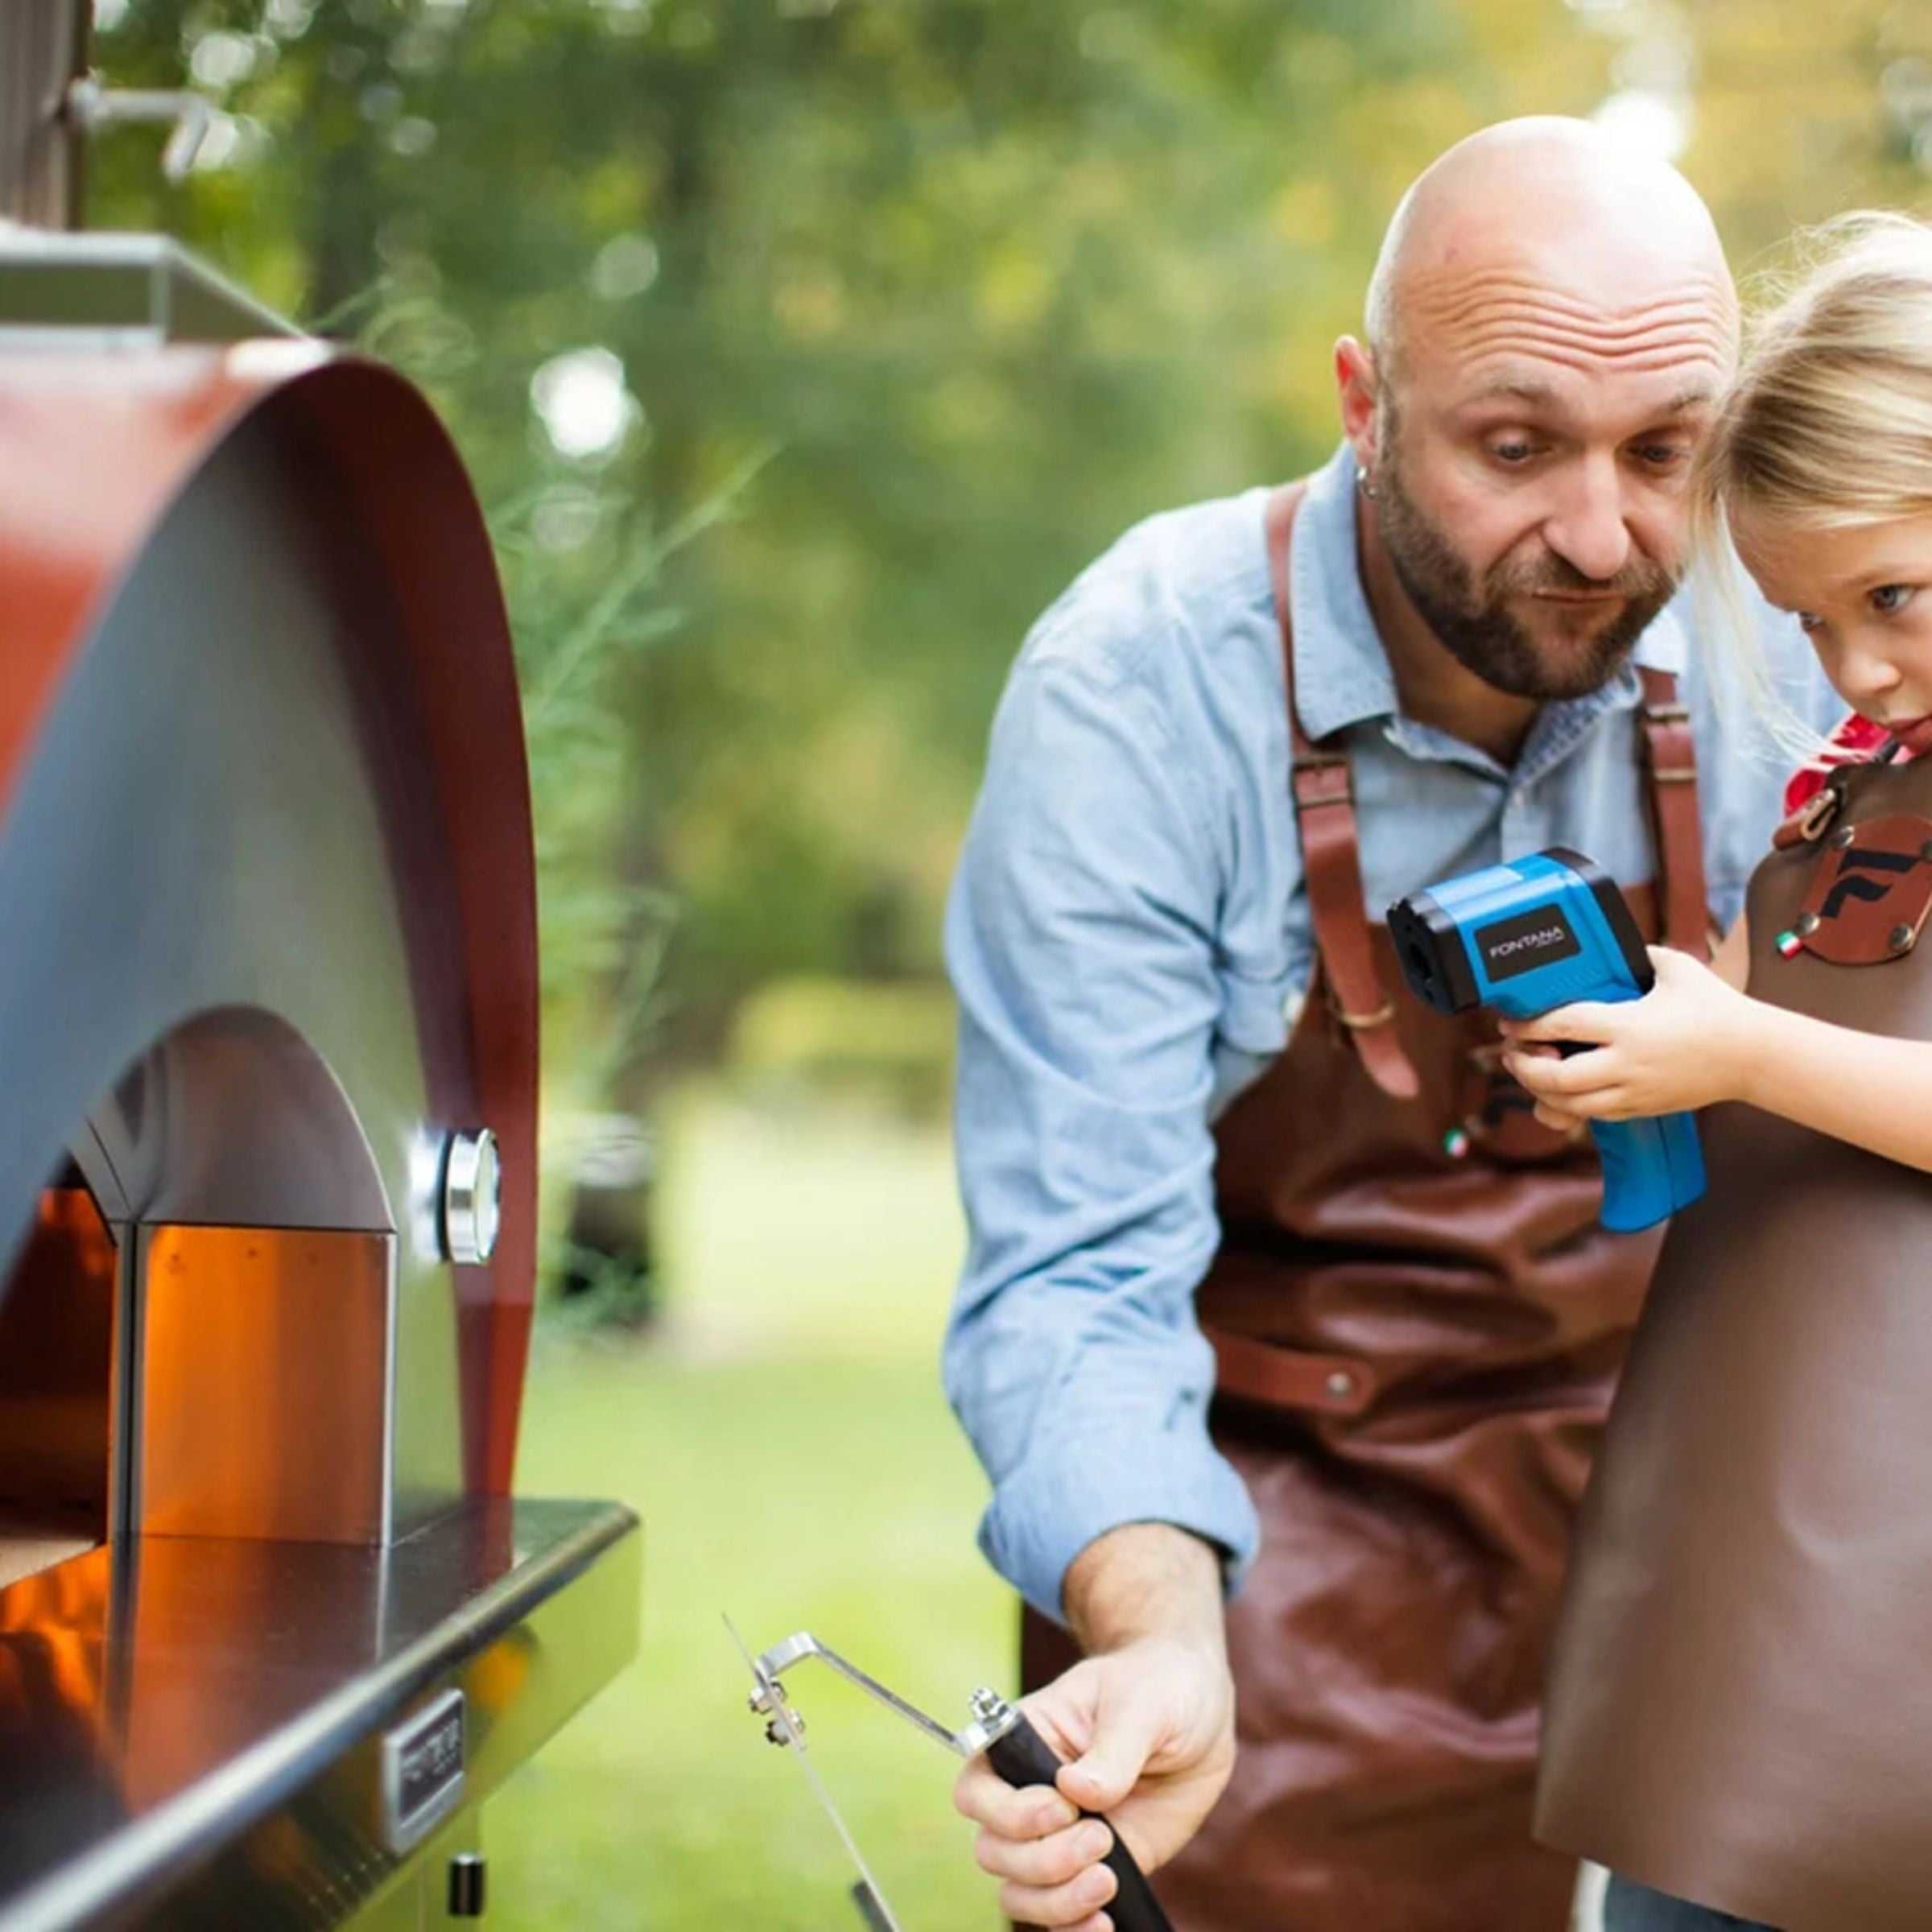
top-left (1265, 483), bottom-right (1421, 1100)
top-left (1635, 664), bottom-right (1711, 960)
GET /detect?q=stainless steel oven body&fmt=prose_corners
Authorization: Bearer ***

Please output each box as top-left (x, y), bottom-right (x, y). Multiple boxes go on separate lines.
top-left (0, 230), bottom-right (640, 1930)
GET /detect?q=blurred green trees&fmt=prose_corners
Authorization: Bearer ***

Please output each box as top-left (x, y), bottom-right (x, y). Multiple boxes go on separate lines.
top-left (87, 0), bottom-right (1932, 1081)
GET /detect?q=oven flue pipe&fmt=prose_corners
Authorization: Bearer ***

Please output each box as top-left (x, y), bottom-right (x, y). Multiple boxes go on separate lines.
top-left (2, 4), bottom-right (220, 230)
top-left (0, 0), bottom-right (88, 229)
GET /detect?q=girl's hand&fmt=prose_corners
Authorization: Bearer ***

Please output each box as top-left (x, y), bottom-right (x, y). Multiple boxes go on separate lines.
top-left (1504, 1041), bottom-right (1590, 1137)
top-left (1498, 945), bottom-right (1760, 1121)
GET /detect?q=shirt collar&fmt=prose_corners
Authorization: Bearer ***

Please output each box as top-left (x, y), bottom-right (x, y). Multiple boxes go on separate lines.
top-left (1286, 440), bottom-right (1688, 748)
top-left (1286, 444), bottom-right (1399, 742)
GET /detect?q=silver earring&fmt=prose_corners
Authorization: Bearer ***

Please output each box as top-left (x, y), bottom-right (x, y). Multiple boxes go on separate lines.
top-left (1358, 472), bottom-right (1380, 501)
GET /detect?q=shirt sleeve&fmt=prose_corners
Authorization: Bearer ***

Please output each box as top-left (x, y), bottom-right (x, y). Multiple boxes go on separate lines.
top-left (941, 648), bottom-right (1261, 1626)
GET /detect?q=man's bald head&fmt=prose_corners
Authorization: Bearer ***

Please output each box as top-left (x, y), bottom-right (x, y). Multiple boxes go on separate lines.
top-left (1364, 117), bottom-right (1735, 384)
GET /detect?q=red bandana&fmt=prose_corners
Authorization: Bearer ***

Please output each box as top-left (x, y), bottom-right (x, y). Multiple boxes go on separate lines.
top-left (1783, 712), bottom-right (1918, 816)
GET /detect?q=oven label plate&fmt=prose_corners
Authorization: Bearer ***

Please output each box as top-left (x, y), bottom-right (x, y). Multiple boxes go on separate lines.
top-left (382, 1687), bottom-right (466, 1852)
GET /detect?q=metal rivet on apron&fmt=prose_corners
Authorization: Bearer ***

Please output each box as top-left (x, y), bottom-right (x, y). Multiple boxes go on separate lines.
top-left (1796, 912), bottom-right (1821, 937)
top-left (1832, 826), bottom-right (1856, 849)
top-left (1891, 923), bottom-right (1918, 953)
top-left (1326, 1370), bottom-right (1355, 1399)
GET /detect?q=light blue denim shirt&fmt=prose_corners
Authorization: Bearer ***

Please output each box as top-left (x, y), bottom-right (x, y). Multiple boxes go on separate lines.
top-left (942, 442), bottom-right (1839, 1624)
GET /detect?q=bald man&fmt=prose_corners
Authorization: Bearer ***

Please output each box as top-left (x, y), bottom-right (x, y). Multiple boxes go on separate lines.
top-left (942, 118), bottom-right (1836, 1932)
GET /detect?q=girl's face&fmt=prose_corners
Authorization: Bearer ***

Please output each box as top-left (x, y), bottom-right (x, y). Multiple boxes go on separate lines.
top-left (1735, 508), bottom-right (1932, 757)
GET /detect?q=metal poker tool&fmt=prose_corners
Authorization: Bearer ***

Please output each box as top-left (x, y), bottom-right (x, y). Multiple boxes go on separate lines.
top-left (725, 1619), bottom-right (1176, 1932)
top-left (724, 1615), bottom-right (904, 1931)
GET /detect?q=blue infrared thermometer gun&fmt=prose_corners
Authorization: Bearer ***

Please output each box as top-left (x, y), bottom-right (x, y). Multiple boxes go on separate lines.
top-left (1387, 847), bottom-right (1705, 1232)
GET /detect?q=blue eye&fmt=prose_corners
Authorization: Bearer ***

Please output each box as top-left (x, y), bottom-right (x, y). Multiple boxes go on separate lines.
top-left (1872, 584), bottom-right (1917, 616)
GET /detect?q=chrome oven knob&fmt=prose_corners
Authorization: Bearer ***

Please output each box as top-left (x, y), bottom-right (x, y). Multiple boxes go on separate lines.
top-left (440, 1129), bottom-right (502, 1265)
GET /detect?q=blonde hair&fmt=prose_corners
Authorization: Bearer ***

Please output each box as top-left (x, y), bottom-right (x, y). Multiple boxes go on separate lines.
top-left (1693, 212), bottom-right (1932, 758)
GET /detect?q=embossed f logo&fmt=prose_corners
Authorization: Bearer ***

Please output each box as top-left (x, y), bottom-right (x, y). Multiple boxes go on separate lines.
top-left (1820, 846), bottom-right (1918, 920)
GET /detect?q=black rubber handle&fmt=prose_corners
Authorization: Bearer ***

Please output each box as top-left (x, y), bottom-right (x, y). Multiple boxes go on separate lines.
top-left (848, 1878), bottom-right (894, 1931)
top-left (985, 1712), bottom-right (1175, 1932)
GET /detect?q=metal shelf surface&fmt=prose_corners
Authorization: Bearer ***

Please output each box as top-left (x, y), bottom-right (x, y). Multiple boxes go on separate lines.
top-left (0, 1496), bottom-right (641, 1930)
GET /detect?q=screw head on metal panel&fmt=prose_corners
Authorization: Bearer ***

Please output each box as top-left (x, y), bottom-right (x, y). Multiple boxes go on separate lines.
top-left (440, 1129), bottom-right (502, 1265)
top-left (448, 1851), bottom-right (486, 1918)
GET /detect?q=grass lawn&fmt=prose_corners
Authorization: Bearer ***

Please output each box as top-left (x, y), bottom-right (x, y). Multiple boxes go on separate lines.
top-left (485, 1083), bottom-right (1616, 1932)
top-left (488, 1086), bottom-right (1013, 1930)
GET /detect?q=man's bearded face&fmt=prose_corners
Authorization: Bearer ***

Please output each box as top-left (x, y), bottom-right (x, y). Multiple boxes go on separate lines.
top-left (1373, 405), bottom-right (1678, 702)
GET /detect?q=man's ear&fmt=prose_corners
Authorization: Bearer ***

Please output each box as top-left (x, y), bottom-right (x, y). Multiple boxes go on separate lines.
top-left (1335, 336), bottom-right (1380, 476)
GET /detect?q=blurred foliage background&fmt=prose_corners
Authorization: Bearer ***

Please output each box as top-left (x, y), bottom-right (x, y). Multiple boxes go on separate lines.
top-left (77, 0), bottom-right (1932, 1924)
top-left (91, 0), bottom-right (1932, 1096)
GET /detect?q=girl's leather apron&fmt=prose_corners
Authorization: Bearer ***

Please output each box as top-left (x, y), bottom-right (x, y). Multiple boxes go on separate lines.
top-left (1021, 483), bottom-right (1711, 1931)
top-left (1537, 749), bottom-right (1932, 1932)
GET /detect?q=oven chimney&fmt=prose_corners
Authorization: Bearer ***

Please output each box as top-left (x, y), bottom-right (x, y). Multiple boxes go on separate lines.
top-left (0, 0), bottom-right (88, 229)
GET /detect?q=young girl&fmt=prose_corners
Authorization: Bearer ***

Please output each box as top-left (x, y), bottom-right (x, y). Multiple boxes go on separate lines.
top-left (1501, 212), bottom-right (1932, 1932)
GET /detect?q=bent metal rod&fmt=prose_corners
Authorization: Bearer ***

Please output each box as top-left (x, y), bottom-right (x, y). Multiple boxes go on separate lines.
top-left (725, 1618), bottom-right (1175, 1932)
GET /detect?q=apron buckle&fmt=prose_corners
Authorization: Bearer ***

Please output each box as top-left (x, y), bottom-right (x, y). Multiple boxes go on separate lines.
top-left (1330, 996), bottom-right (1396, 1030)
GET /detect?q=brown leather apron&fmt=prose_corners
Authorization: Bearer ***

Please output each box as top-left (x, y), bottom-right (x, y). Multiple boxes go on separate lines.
top-left (1536, 749), bottom-right (1932, 1932)
top-left (1021, 483), bottom-right (1711, 1930)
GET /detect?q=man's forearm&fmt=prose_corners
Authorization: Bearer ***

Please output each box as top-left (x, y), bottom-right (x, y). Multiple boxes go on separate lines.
top-left (1063, 1521), bottom-right (1228, 1659)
